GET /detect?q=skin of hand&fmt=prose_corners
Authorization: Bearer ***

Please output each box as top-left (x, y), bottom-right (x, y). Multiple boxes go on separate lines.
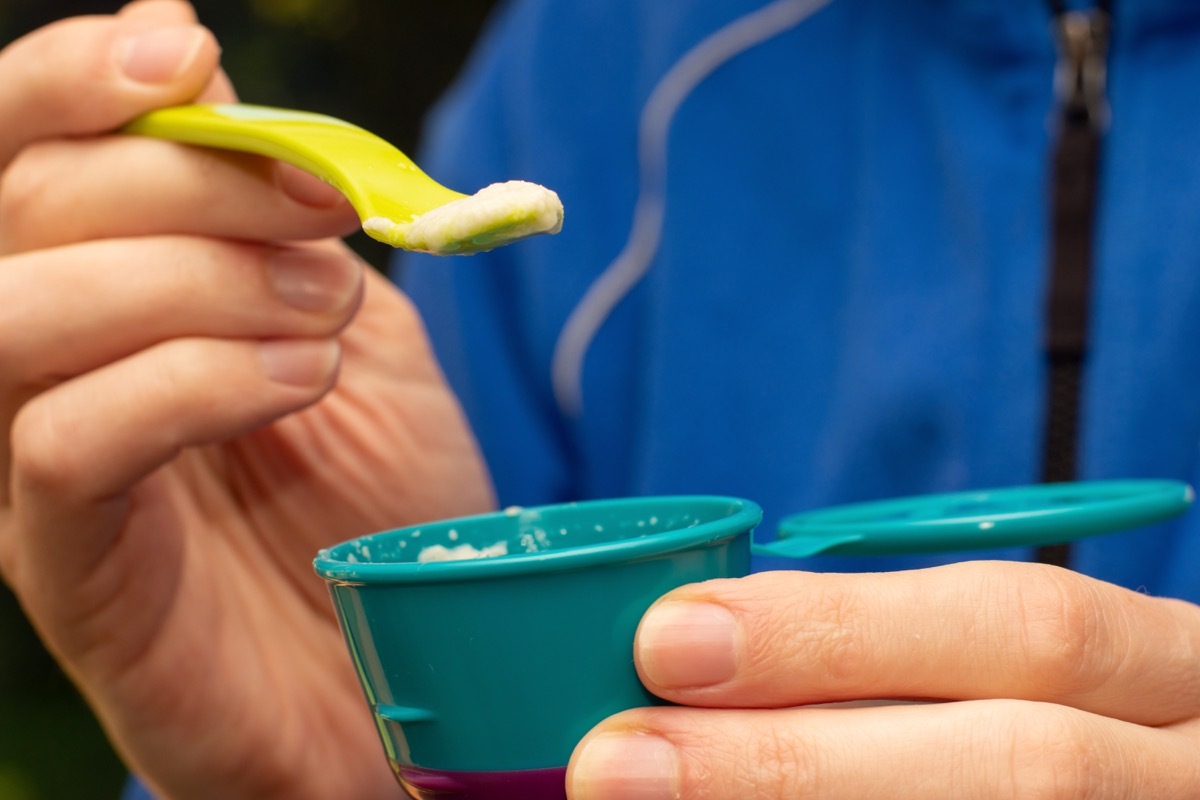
top-left (568, 561), bottom-right (1200, 799)
top-left (0, 2), bottom-right (494, 799)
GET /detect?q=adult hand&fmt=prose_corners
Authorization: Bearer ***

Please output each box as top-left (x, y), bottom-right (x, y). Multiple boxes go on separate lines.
top-left (569, 561), bottom-right (1200, 798)
top-left (0, 3), bottom-right (494, 799)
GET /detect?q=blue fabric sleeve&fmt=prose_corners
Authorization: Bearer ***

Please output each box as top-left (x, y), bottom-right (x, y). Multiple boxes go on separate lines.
top-left (120, 777), bottom-right (154, 800)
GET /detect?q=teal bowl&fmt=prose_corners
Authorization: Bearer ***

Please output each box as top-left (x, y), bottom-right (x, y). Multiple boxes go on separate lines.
top-left (314, 495), bottom-right (761, 800)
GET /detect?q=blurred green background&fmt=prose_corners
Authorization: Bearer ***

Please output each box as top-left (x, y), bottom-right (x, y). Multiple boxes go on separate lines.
top-left (0, 1), bottom-right (498, 797)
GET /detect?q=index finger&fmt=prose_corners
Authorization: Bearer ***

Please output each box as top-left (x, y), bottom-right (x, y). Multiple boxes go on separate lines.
top-left (0, 0), bottom-right (219, 167)
top-left (634, 562), bottom-right (1200, 727)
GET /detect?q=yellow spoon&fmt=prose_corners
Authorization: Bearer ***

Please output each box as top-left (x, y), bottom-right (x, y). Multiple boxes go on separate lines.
top-left (123, 103), bottom-right (563, 255)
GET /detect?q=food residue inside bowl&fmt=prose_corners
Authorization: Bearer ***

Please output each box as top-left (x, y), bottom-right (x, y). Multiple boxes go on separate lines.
top-left (417, 541), bottom-right (510, 563)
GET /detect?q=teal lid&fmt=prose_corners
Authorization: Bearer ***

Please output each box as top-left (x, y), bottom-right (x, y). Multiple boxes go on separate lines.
top-left (753, 480), bottom-right (1194, 559)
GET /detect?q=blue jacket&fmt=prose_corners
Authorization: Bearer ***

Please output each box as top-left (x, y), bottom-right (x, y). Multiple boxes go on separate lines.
top-left (398, 0), bottom-right (1200, 601)
top-left (121, 1), bottom-right (1200, 797)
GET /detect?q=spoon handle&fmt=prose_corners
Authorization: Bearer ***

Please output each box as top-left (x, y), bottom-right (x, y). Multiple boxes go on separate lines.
top-left (123, 103), bottom-right (465, 245)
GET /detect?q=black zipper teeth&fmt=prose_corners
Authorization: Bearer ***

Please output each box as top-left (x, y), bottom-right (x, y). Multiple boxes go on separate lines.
top-left (1036, 4), bottom-right (1110, 569)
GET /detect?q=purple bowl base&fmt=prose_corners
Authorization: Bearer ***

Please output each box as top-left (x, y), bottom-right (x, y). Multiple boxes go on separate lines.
top-left (393, 763), bottom-right (567, 800)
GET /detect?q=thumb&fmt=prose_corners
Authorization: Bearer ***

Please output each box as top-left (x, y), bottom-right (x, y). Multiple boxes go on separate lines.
top-left (0, 3), bottom-right (220, 167)
top-left (119, 0), bottom-right (238, 103)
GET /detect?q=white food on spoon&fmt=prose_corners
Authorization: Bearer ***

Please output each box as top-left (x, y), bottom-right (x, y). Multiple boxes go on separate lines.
top-left (364, 180), bottom-right (564, 256)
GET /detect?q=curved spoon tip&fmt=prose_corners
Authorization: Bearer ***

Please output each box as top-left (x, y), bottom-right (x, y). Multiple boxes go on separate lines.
top-left (364, 180), bottom-right (564, 255)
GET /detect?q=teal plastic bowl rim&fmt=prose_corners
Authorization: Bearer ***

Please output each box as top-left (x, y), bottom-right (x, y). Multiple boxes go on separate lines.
top-left (313, 495), bottom-right (762, 585)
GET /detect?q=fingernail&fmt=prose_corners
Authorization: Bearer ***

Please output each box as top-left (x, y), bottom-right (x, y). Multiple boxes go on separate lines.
top-left (571, 734), bottom-right (678, 800)
top-left (268, 248), bottom-right (361, 312)
top-left (259, 339), bottom-right (339, 386)
top-left (638, 601), bottom-right (738, 688)
top-left (119, 26), bottom-right (208, 84)
top-left (276, 163), bottom-right (349, 209)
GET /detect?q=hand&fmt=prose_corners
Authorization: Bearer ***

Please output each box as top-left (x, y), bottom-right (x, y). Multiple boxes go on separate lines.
top-left (569, 561), bottom-right (1200, 798)
top-left (0, 3), bottom-right (494, 799)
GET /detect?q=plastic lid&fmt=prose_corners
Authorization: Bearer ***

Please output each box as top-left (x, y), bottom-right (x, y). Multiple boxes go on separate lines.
top-left (753, 480), bottom-right (1193, 559)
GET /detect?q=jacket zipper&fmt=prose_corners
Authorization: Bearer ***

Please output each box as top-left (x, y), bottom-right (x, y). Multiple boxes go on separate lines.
top-left (1036, 3), bottom-right (1111, 568)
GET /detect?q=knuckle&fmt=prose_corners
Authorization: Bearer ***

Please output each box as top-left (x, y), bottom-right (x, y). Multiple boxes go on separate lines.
top-left (807, 591), bottom-right (870, 687)
top-left (708, 572), bottom-right (873, 695)
top-left (0, 143), bottom-right (57, 249)
top-left (773, 579), bottom-right (870, 690)
top-left (748, 726), bottom-right (820, 799)
top-left (1015, 567), bottom-right (1115, 699)
top-left (1004, 705), bottom-right (1099, 800)
top-left (143, 339), bottom-right (216, 405)
top-left (9, 396), bottom-right (80, 495)
top-left (674, 714), bottom-right (818, 800)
